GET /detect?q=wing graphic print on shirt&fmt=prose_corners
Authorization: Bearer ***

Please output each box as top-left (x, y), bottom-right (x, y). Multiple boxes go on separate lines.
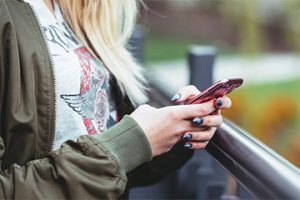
top-left (42, 23), bottom-right (78, 53)
top-left (61, 47), bottom-right (110, 135)
top-left (60, 77), bottom-right (102, 119)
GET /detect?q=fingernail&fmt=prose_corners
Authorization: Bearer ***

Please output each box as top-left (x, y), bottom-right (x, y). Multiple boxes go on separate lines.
top-left (183, 134), bottom-right (193, 140)
top-left (192, 117), bottom-right (203, 126)
top-left (171, 93), bottom-right (181, 102)
top-left (184, 143), bottom-right (193, 149)
top-left (216, 99), bottom-right (223, 108)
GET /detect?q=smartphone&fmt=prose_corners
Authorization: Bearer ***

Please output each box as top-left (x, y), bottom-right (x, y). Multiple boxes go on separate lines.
top-left (186, 78), bottom-right (243, 105)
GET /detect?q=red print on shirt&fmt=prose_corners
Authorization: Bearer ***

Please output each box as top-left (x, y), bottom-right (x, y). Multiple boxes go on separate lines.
top-left (60, 47), bottom-right (109, 135)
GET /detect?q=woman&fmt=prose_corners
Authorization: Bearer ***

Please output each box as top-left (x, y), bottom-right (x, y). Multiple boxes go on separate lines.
top-left (0, 0), bottom-right (231, 199)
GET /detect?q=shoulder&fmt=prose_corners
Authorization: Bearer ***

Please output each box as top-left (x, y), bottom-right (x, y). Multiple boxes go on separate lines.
top-left (0, 0), bottom-right (35, 38)
top-left (0, 0), bottom-right (30, 18)
top-left (0, 0), bottom-right (23, 26)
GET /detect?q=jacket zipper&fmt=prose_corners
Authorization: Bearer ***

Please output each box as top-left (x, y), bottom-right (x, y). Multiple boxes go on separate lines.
top-left (27, 3), bottom-right (57, 151)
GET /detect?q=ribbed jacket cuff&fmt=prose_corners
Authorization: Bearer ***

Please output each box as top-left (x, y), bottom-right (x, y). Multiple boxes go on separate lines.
top-left (94, 115), bottom-right (152, 173)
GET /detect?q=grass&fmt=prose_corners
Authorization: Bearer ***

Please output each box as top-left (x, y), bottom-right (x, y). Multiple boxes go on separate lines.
top-left (145, 34), bottom-right (235, 62)
top-left (145, 34), bottom-right (195, 62)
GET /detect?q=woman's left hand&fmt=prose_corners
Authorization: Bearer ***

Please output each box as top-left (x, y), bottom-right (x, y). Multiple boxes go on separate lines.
top-left (171, 85), bottom-right (232, 150)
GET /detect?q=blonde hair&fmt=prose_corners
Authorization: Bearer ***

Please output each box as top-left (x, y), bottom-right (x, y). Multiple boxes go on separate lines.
top-left (57, 0), bottom-right (148, 106)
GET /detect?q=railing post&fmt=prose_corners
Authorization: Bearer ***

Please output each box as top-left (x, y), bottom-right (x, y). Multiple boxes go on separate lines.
top-left (188, 45), bottom-right (216, 90)
top-left (128, 24), bottom-right (146, 65)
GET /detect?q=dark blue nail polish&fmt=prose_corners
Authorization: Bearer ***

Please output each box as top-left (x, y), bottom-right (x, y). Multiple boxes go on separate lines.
top-left (183, 134), bottom-right (192, 140)
top-left (192, 117), bottom-right (203, 126)
top-left (184, 143), bottom-right (192, 149)
top-left (171, 93), bottom-right (181, 102)
top-left (216, 99), bottom-right (223, 108)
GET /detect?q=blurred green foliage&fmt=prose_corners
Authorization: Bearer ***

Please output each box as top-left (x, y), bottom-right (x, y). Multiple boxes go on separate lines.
top-left (144, 0), bottom-right (300, 60)
top-left (145, 35), bottom-right (197, 62)
top-left (285, 0), bottom-right (300, 53)
top-left (145, 35), bottom-right (234, 62)
top-left (220, 0), bottom-right (264, 55)
top-left (220, 0), bottom-right (300, 55)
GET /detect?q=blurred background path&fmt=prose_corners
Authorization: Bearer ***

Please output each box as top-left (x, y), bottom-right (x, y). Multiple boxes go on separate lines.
top-left (148, 53), bottom-right (300, 94)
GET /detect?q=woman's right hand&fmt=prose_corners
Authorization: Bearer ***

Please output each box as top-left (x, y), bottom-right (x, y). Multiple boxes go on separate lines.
top-left (130, 97), bottom-right (230, 157)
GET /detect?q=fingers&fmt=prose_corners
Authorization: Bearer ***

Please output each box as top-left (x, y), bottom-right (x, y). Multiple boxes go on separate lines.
top-left (169, 99), bottom-right (217, 119)
top-left (185, 141), bottom-right (210, 150)
top-left (169, 96), bottom-right (231, 121)
top-left (171, 85), bottom-right (200, 103)
top-left (215, 96), bottom-right (232, 109)
top-left (210, 109), bottom-right (221, 115)
top-left (183, 127), bottom-right (217, 150)
top-left (167, 87), bottom-right (231, 151)
top-left (177, 114), bottom-right (223, 134)
top-left (171, 85), bottom-right (232, 110)
top-left (179, 112), bottom-right (222, 149)
top-left (183, 127), bottom-right (217, 141)
top-left (192, 114), bottom-right (223, 127)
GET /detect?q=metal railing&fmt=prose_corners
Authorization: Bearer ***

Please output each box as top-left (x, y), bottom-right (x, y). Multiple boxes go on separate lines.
top-left (208, 121), bottom-right (300, 199)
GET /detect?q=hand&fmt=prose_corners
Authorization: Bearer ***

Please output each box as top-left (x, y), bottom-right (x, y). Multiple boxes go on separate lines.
top-left (171, 85), bottom-right (232, 150)
top-left (130, 85), bottom-right (231, 157)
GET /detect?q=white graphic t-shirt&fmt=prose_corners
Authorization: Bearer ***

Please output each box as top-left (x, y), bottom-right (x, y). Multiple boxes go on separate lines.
top-left (25, 0), bottom-right (117, 150)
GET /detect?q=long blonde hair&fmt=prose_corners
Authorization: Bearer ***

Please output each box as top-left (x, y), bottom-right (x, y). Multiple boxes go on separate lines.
top-left (57, 0), bottom-right (148, 106)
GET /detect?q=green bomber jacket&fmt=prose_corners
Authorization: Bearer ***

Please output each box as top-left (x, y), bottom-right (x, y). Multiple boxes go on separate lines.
top-left (0, 0), bottom-right (193, 199)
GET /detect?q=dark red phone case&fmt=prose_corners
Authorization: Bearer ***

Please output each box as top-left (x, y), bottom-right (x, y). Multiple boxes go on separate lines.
top-left (186, 78), bottom-right (243, 105)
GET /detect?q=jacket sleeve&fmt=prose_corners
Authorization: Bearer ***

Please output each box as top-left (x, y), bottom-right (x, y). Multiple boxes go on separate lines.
top-left (0, 116), bottom-right (152, 199)
top-left (129, 141), bottom-right (194, 187)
